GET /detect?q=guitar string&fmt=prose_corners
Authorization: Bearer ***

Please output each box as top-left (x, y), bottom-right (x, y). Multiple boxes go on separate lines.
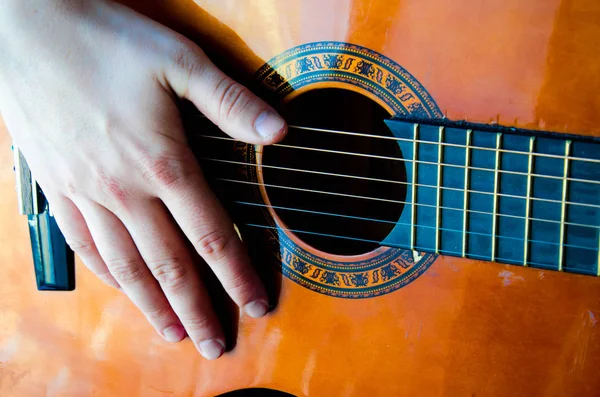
top-left (200, 157), bottom-right (599, 210)
top-left (192, 117), bottom-right (598, 266)
top-left (288, 124), bottom-right (600, 164)
top-left (231, 200), bottom-right (597, 251)
top-left (241, 223), bottom-right (594, 272)
top-left (216, 178), bottom-right (600, 230)
top-left (196, 134), bottom-right (600, 186)
top-left (194, 115), bottom-right (600, 165)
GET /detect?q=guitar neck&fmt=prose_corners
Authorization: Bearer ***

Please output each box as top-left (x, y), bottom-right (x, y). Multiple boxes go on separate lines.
top-left (384, 119), bottom-right (600, 275)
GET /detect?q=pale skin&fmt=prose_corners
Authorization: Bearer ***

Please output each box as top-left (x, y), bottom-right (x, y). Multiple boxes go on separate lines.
top-left (0, 0), bottom-right (287, 360)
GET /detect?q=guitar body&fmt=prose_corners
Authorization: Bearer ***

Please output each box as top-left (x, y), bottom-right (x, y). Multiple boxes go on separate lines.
top-left (2, 1), bottom-right (600, 396)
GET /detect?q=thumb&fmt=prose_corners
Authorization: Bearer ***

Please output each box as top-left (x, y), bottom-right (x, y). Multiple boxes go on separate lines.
top-left (165, 42), bottom-right (287, 145)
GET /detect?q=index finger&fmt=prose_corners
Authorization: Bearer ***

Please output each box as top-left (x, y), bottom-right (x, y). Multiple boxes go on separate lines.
top-left (158, 157), bottom-right (270, 319)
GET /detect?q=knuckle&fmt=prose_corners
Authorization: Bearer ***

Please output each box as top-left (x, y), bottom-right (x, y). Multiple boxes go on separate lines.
top-left (214, 77), bottom-right (253, 121)
top-left (173, 46), bottom-right (193, 70)
top-left (65, 238), bottom-right (95, 256)
top-left (180, 316), bottom-right (213, 340)
top-left (138, 153), bottom-right (196, 189)
top-left (106, 257), bottom-right (146, 284)
top-left (195, 230), bottom-right (233, 261)
top-left (173, 45), bottom-right (207, 87)
top-left (149, 259), bottom-right (188, 292)
top-left (96, 171), bottom-right (129, 204)
top-left (65, 182), bottom-right (77, 196)
top-left (222, 269), bottom-right (255, 300)
top-left (143, 304), bottom-right (172, 322)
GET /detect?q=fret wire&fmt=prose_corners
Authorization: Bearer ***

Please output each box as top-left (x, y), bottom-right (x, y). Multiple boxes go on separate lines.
top-left (234, 201), bottom-right (596, 250)
top-left (491, 134), bottom-right (502, 262)
top-left (435, 126), bottom-right (444, 254)
top-left (198, 135), bottom-right (600, 186)
top-left (410, 124), bottom-right (418, 250)
top-left (284, 124), bottom-right (600, 164)
top-left (194, 116), bottom-right (600, 164)
top-left (558, 141), bottom-right (571, 272)
top-left (217, 178), bottom-right (600, 229)
top-left (462, 130), bottom-right (472, 258)
top-left (201, 157), bottom-right (599, 209)
top-left (523, 137), bottom-right (535, 266)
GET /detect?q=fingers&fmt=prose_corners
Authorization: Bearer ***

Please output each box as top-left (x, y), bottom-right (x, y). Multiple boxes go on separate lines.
top-left (119, 198), bottom-right (225, 360)
top-left (44, 193), bottom-right (120, 289)
top-left (157, 159), bottom-right (269, 319)
top-left (73, 198), bottom-right (187, 345)
top-left (164, 40), bottom-right (287, 144)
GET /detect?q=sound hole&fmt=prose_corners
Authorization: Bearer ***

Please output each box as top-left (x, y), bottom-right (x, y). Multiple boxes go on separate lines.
top-left (262, 89), bottom-right (406, 256)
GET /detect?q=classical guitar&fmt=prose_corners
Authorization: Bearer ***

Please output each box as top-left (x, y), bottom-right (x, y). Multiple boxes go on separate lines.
top-left (2, 0), bottom-right (600, 396)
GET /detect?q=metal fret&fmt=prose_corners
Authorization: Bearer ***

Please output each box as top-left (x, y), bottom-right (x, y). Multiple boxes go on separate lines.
top-left (462, 130), bottom-right (472, 258)
top-left (410, 123), bottom-right (419, 250)
top-left (491, 133), bottom-right (502, 262)
top-left (523, 137), bottom-right (535, 266)
top-left (558, 141), bottom-right (571, 271)
top-left (435, 127), bottom-right (444, 254)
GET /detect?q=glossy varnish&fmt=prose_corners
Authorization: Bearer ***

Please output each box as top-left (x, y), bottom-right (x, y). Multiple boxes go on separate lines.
top-left (1, 0), bottom-right (600, 396)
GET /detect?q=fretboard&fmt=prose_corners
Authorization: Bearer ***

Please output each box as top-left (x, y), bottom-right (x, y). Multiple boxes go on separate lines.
top-left (384, 119), bottom-right (600, 275)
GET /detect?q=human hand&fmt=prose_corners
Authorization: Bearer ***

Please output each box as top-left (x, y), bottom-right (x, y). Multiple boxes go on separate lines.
top-left (0, 0), bottom-right (286, 360)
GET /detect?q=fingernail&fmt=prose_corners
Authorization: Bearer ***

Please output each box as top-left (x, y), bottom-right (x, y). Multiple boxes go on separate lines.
top-left (244, 300), bottom-right (269, 318)
top-left (255, 111), bottom-right (285, 139)
top-left (199, 339), bottom-right (225, 360)
top-left (162, 325), bottom-right (186, 343)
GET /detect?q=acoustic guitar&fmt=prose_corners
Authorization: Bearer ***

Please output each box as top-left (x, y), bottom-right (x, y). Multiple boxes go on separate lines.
top-left (2, 0), bottom-right (599, 395)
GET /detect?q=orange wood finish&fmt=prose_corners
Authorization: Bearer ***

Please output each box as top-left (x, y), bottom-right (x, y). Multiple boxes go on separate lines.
top-left (2, 1), bottom-right (600, 396)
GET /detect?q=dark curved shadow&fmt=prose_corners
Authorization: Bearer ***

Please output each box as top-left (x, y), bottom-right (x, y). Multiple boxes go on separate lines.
top-left (217, 388), bottom-right (296, 397)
